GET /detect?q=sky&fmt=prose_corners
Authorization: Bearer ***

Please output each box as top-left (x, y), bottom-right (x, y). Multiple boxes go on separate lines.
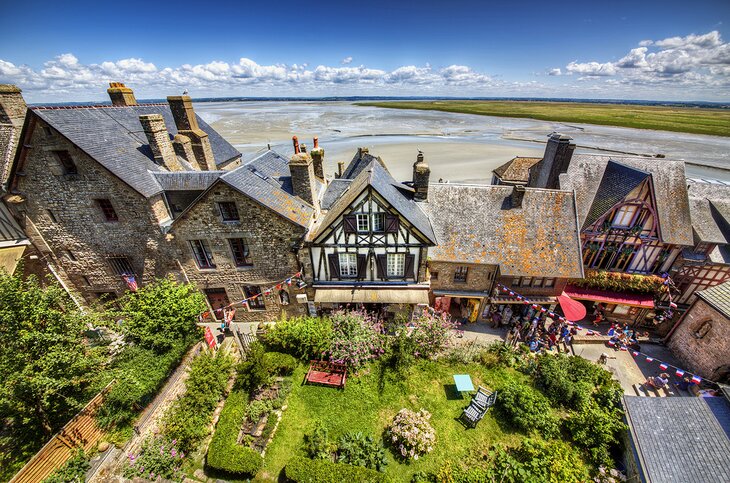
top-left (1, 0), bottom-right (729, 103)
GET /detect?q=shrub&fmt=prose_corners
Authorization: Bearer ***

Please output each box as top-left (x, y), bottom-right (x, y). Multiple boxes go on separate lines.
top-left (338, 431), bottom-right (388, 472)
top-left (571, 269), bottom-right (666, 295)
top-left (534, 354), bottom-right (618, 410)
top-left (123, 435), bottom-right (185, 482)
top-left (207, 391), bottom-right (264, 476)
top-left (329, 310), bottom-right (385, 369)
top-left (245, 399), bottom-right (274, 422)
top-left (387, 408), bottom-right (436, 460)
top-left (42, 448), bottom-right (90, 483)
top-left (236, 341), bottom-right (272, 394)
top-left (162, 350), bottom-right (233, 452)
top-left (285, 456), bottom-right (393, 483)
top-left (304, 421), bottom-right (337, 460)
top-left (565, 400), bottom-right (626, 467)
top-left (494, 382), bottom-right (560, 437)
top-left (261, 316), bottom-right (333, 360)
top-left (264, 351), bottom-right (298, 376)
top-left (411, 311), bottom-right (460, 357)
top-left (117, 277), bottom-right (205, 352)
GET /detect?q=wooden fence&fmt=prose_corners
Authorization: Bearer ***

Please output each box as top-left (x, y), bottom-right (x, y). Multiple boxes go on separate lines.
top-left (9, 381), bottom-right (115, 483)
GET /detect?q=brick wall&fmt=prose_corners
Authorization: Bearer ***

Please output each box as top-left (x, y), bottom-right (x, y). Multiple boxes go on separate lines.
top-left (666, 298), bottom-right (730, 380)
top-left (170, 182), bottom-right (310, 322)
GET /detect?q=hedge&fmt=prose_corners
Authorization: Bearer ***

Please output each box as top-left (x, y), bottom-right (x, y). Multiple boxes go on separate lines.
top-left (206, 391), bottom-right (263, 476)
top-left (284, 456), bottom-right (394, 483)
top-left (264, 351), bottom-right (298, 376)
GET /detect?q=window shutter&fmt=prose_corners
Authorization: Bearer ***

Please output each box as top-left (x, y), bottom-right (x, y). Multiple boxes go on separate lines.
top-left (357, 254), bottom-right (368, 280)
top-left (343, 215), bottom-right (357, 233)
top-left (385, 214), bottom-right (400, 233)
top-left (376, 254), bottom-right (388, 279)
top-left (404, 254), bottom-right (415, 279)
top-left (328, 254), bottom-right (341, 279)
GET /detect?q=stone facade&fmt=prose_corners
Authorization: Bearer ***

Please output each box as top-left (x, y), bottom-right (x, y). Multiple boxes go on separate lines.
top-left (0, 84), bottom-right (27, 185)
top-left (169, 181), bottom-right (310, 322)
top-left (428, 261), bottom-right (497, 294)
top-left (666, 297), bottom-right (730, 382)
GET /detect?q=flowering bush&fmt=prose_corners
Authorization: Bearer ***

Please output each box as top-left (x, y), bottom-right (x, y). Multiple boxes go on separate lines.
top-left (123, 435), bottom-right (184, 482)
top-left (329, 311), bottom-right (385, 369)
top-left (387, 408), bottom-right (436, 460)
top-left (411, 311), bottom-right (460, 358)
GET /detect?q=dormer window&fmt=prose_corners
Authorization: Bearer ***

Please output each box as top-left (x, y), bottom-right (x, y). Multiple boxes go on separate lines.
top-left (52, 150), bottom-right (77, 175)
top-left (218, 202), bottom-right (239, 222)
top-left (612, 204), bottom-right (638, 228)
top-left (356, 214), bottom-right (369, 232)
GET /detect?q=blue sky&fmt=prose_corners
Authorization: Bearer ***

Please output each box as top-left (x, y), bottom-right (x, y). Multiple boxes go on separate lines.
top-left (1, 0), bottom-right (728, 102)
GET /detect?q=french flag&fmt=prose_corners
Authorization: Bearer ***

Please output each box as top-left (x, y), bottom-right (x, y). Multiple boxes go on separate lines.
top-left (659, 363), bottom-right (668, 370)
top-left (646, 357), bottom-right (654, 363)
top-left (607, 339), bottom-right (615, 346)
top-left (619, 346), bottom-right (628, 351)
top-left (669, 301), bottom-right (678, 309)
top-left (675, 369), bottom-right (685, 378)
top-left (631, 351), bottom-right (639, 357)
top-left (691, 375), bottom-right (702, 384)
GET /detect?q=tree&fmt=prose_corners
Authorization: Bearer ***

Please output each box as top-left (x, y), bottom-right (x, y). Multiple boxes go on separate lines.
top-left (117, 277), bottom-right (205, 352)
top-left (0, 272), bottom-right (102, 437)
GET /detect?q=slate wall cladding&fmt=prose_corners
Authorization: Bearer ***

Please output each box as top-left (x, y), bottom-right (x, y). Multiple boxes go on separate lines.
top-left (667, 298), bottom-right (730, 380)
top-left (16, 118), bottom-right (175, 302)
top-left (170, 182), bottom-right (309, 322)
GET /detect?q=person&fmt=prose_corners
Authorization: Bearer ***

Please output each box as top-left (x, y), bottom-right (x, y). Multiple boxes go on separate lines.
top-left (593, 312), bottom-right (604, 327)
top-left (529, 338), bottom-right (543, 353)
top-left (646, 373), bottom-right (670, 390)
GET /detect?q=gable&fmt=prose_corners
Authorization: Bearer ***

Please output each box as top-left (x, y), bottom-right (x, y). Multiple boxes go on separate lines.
top-left (583, 160), bottom-right (651, 229)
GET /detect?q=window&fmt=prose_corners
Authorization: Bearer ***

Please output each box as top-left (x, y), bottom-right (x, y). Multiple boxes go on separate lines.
top-left (244, 286), bottom-right (265, 310)
top-left (533, 278), bottom-right (544, 288)
top-left (96, 199), bottom-right (119, 222)
top-left (693, 320), bottom-right (712, 339)
top-left (82, 276), bottom-right (91, 286)
top-left (229, 238), bottom-right (252, 267)
top-left (47, 210), bottom-right (57, 222)
top-left (512, 278), bottom-right (521, 287)
top-left (372, 213), bottom-right (385, 232)
top-left (279, 290), bottom-right (290, 305)
top-left (544, 278), bottom-right (555, 288)
top-left (218, 202), bottom-right (239, 222)
top-left (521, 277), bottom-right (532, 287)
top-left (43, 126), bottom-right (53, 137)
top-left (339, 253), bottom-right (358, 278)
top-left (387, 253), bottom-right (406, 278)
top-left (52, 150), bottom-right (77, 175)
top-left (66, 250), bottom-right (77, 262)
top-left (108, 256), bottom-right (134, 276)
top-left (430, 271), bottom-right (439, 281)
top-left (454, 266), bottom-right (468, 283)
top-left (612, 204), bottom-right (638, 227)
top-left (356, 214), bottom-right (369, 232)
top-left (190, 240), bottom-right (215, 269)
top-left (612, 305), bottom-right (630, 316)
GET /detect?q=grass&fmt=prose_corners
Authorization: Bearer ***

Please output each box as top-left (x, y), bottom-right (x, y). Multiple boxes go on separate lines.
top-left (257, 359), bottom-right (530, 482)
top-left (356, 100), bottom-right (730, 137)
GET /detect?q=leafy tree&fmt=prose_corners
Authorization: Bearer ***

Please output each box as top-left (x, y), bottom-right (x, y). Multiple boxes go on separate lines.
top-left (0, 272), bottom-right (102, 438)
top-left (236, 341), bottom-right (272, 394)
top-left (565, 400), bottom-right (626, 467)
top-left (494, 382), bottom-right (560, 438)
top-left (117, 277), bottom-right (205, 352)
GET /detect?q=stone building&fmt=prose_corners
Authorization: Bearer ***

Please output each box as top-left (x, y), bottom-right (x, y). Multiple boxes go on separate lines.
top-left (0, 201), bottom-right (29, 274)
top-left (665, 281), bottom-right (730, 383)
top-left (0, 85), bottom-right (27, 185)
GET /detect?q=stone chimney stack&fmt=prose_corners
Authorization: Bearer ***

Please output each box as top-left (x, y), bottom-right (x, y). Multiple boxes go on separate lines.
top-left (310, 136), bottom-right (325, 180)
top-left (166, 96), bottom-right (216, 171)
top-left (107, 82), bottom-right (137, 107)
top-left (139, 114), bottom-right (183, 171)
top-left (412, 151), bottom-right (431, 201)
top-left (0, 84), bottom-right (27, 184)
top-left (337, 161), bottom-right (345, 179)
top-left (527, 132), bottom-right (575, 189)
top-left (289, 136), bottom-right (319, 212)
top-left (510, 185), bottom-right (526, 209)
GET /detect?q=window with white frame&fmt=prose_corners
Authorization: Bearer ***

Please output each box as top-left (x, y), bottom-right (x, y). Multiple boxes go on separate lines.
top-left (339, 253), bottom-right (358, 277)
top-left (613, 205), bottom-right (638, 227)
top-left (356, 214), bottom-right (369, 232)
top-left (387, 253), bottom-right (405, 277)
top-left (372, 213), bottom-right (385, 232)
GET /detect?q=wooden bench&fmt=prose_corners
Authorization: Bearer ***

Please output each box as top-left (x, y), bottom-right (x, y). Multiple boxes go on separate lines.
top-left (305, 361), bottom-right (347, 389)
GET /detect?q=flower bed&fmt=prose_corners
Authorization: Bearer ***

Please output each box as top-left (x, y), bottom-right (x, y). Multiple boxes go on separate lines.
top-left (571, 269), bottom-right (667, 294)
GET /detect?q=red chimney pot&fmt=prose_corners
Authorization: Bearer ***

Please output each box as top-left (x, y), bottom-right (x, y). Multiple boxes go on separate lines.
top-left (292, 136), bottom-right (300, 154)
top-left (313, 137), bottom-right (319, 149)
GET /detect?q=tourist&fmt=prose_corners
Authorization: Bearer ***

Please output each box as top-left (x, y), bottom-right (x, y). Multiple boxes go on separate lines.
top-left (645, 373), bottom-right (670, 390)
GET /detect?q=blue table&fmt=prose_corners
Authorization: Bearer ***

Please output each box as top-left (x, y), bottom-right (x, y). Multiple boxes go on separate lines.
top-left (453, 374), bottom-right (474, 394)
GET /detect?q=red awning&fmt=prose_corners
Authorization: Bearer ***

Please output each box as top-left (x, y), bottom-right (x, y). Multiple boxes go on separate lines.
top-left (557, 292), bottom-right (587, 321)
top-left (564, 284), bottom-right (655, 309)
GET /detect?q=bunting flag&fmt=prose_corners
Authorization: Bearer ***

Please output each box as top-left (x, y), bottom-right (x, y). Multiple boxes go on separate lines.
top-left (646, 357), bottom-right (654, 363)
top-left (586, 330), bottom-right (595, 336)
top-left (607, 339), bottom-right (615, 346)
top-left (675, 368), bottom-right (685, 378)
top-left (659, 363), bottom-right (669, 371)
top-left (632, 351), bottom-right (639, 357)
top-left (122, 274), bottom-right (138, 292)
top-left (225, 308), bottom-right (236, 325)
top-left (691, 375), bottom-right (702, 384)
top-left (619, 346), bottom-right (628, 351)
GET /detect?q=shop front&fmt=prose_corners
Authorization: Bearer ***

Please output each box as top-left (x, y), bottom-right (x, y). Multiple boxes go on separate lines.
top-left (313, 285), bottom-right (430, 321)
top-left (488, 295), bottom-right (558, 326)
top-left (563, 284), bottom-right (654, 325)
top-left (433, 290), bottom-right (492, 323)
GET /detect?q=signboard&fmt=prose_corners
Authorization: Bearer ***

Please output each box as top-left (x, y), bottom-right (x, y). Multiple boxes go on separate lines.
top-left (204, 326), bottom-right (217, 350)
top-left (307, 301), bottom-right (317, 317)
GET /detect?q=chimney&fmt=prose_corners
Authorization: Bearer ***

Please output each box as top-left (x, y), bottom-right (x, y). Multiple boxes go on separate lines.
top-left (107, 82), bottom-right (137, 107)
top-left (172, 134), bottom-right (196, 166)
top-left (527, 132), bottom-right (575, 189)
top-left (289, 140), bottom-right (320, 212)
top-left (166, 96), bottom-right (216, 171)
top-left (0, 84), bottom-right (27, 184)
top-left (139, 114), bottom-right (183, 171)
top-left (510, 185), bottom-right (526, 209)
top-left (337, 161), bottom-right (345, 178)
top-left (292, 136), bottom-right (300, 154)
top-left (412, 151), bottom-right (430, 201)
top-left (310, 136), bottom-right (325, 180)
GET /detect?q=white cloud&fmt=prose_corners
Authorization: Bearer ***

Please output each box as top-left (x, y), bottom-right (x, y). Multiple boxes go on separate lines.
top-left (548, 68), bottom-right (562, 76)
top-left (566, 61), bottom-right (617, 76)
top-left (341, 56), bottom-right (353, 65)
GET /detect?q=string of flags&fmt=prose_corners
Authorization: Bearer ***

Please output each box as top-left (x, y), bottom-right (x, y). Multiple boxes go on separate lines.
top-left (122, 274), bottom-right (138, 292)
top-left (199, 271), bottom-right (304, 320)
top-left (494, 282), bottom-right (715, 386)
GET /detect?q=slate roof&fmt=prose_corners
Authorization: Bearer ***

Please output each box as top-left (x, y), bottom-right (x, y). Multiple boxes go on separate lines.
top-left (583, 161), bottom-right (650, 228)
top-left (624, 395), bottom-right (730, 483)
top-left (153, 171), bottom-right (222, 191)
top-left (341, 150), bottom-right (390, 179)
top-left (310, 159), bottom-right (436, 243)
top-left (696, 281), bottom-right (730, 319)
top-left (420, 183), bottom-right (584, 278)
top-left (686, 178), bottom-right (730, 245)
top-left (492, 156), bottom-right (541, 183)
top-left (0, 201), bottom-right (27, 247)
top-left (30, 104), bottom-right (240, 198)
top-left (321, 178), bottom-right (353, 211)
top-left (560, 154), bottom-right (693, 246)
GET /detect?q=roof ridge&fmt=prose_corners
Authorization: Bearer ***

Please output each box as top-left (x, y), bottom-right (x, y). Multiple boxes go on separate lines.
top-left (31, 103), bottom-right (168, 110)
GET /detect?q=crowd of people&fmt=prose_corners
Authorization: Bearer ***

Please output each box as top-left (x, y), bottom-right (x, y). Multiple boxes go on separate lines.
top-left (489, 305), bottom-right (578, 354)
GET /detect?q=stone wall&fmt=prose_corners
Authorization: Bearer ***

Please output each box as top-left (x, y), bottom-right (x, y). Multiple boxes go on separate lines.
top-left (666, 298), bottom-right (730, 380)
top-left (14, 117), bottom-right (175, 303)
top-left (496, 276), bottom-right (568, 298)
top-left (428, 261), bottom-right (497, 293)
top-left (170, 182), bottom-right (309, 322)
top-left (0, 84), bottom-right (27, 185)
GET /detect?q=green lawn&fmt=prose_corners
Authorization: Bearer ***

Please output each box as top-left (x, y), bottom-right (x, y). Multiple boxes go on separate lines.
top-left (258, 360), bottom-right (528, 482)
top-left (356, 100), bottom-right (730, 137)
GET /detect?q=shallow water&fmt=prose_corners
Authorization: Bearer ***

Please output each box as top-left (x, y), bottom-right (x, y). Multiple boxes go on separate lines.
top-left (196, 101), bottom-right (730, 182)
